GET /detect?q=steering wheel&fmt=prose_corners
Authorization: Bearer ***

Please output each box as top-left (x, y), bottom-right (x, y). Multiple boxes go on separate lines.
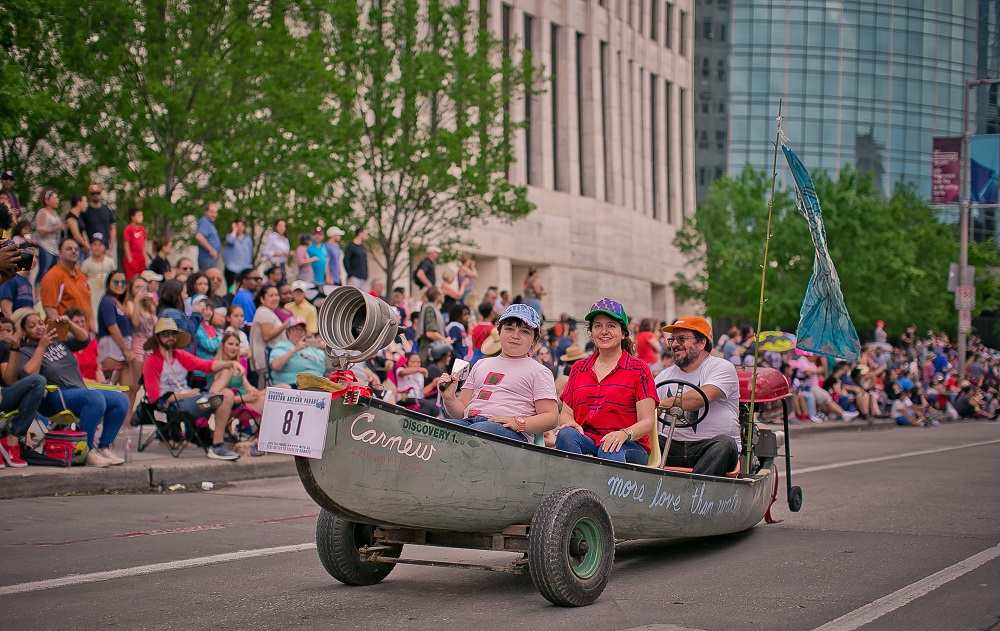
top-left (654, 379), bottom-right (710, 429)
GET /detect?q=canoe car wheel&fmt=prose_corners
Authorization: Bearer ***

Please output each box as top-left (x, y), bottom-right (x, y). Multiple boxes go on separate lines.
top-left (315, 509), bottom-right (402, 586)
top-left (528, 487), bottom-right (615, 607)
top-left (788, 486), bottom-right (803, 512)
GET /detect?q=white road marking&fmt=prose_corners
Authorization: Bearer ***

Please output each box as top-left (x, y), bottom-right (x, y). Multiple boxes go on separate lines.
top-left (812, 542), bottom-right (1000, 631)
top-left (790, 438), bottom-right (1000, 475)
top-left (0, 543), bottom-right (316, 596)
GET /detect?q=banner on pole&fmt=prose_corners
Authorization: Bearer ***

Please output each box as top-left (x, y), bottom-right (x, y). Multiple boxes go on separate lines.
top-left (932, 137), bottom-right (962, 204)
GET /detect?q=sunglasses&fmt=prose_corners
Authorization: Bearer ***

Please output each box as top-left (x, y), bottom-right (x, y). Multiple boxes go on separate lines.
top-left (111, 279), bottom-right (127, 285)
top-left (180, 266), bottom-right (194, 272)
top-left (158, 331), bottom-right (179, 337)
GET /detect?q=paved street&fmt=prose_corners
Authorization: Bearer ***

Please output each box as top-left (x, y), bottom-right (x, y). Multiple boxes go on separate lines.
top-left (3, 421), bottom-right (999, 631)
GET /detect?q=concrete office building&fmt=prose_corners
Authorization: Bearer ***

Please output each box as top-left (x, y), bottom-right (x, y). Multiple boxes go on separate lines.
top-left (454, 0), bottom-right (697, 322)
top-left (694, 0), bottom-right (987, 206)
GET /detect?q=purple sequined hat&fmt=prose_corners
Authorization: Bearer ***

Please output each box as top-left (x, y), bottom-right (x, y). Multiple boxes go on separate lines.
top-left (585, 298), bottom-right (630, 327)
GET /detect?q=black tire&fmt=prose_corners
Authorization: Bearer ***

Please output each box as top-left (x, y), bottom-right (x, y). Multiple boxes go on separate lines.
top-left (788, 486), bottom-right (803, 512)
top-left (528, 487), bottom-right (615, 607)
top-left (315, 509), bottom-right (402, 586)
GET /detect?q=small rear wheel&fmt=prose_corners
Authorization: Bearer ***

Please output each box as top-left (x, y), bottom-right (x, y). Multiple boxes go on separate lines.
top-left (315, 509), bottom-right (402, 586)
top-left (528, 487), bottom-right (615, 606)
top-left (788, 486), bottom-right (803, 512)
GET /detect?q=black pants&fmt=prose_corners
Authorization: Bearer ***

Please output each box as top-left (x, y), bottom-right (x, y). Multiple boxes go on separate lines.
top-left (662, 435), bottom-right (739, 476)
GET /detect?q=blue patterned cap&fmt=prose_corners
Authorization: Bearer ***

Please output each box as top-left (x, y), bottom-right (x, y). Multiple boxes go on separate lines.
top-left (498, 303), bottom-right (541, 330)
top-left (585, 298), bottom-right (629, 326)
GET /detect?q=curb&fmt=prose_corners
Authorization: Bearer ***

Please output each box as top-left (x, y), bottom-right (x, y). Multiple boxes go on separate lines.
top-left (0, 456), bottom-right (296, 500)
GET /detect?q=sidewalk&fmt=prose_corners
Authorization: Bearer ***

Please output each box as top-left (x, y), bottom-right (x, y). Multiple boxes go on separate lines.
top-left (0, 414), bottom-right (902, 500)
top-left (0, 425), bottom-right (295, 500)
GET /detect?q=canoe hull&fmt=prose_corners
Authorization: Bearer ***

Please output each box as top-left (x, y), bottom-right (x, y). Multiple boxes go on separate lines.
top-left (297, 398), bottom-right (773, 541)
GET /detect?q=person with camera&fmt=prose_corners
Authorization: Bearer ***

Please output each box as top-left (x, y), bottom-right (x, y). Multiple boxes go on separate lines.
top-left (41, 237), bottom-right (94, 332)
top-left (0, 242), bottom-right (35, 318)
top-left (0, 314), bottom-right (47, 467)
top-left (19, 311), bottom-right (129, 467)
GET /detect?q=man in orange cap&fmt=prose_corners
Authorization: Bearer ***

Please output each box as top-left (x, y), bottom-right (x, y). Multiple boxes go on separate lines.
top-left (654, 315), bottom-right (740, 476)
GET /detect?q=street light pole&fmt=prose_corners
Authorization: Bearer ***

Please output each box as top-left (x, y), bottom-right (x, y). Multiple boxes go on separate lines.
top-left (957, 78), bottom-right (1000, 380)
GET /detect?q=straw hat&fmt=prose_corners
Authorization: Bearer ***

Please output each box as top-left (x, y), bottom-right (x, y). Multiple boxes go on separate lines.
top-left (143, 317), bottom-right (192, 351)
top-left (481, 329), bottom-right (502, 357)
top-left (559, 345), bottom-right (590, 363)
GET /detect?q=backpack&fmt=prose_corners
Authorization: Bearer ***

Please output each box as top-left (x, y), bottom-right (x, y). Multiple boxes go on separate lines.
top-left (414, 304), bottom-right (435, 340)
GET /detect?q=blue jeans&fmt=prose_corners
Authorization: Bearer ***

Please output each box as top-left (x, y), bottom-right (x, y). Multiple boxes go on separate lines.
top-left (555, 428), bottom-right (648, 464)
top-left (198, 253), bottom-right (217, 271)
top-left (39, 387), bottom-right (129, 449)
top-left (0, 375), bottom-right (48, 437)
top-left (450, 415), bottom-right (527, 442)
top-left (36, 249), bottom-right (57, 283)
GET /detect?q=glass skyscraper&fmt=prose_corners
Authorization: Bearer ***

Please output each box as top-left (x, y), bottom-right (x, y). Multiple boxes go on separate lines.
top-left (695, 0), bottom-right (985, 202)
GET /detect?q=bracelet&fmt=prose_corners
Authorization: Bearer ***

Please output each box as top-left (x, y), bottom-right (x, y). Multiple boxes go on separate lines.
top-left (623, 427), bottom-right (634, 440)
top-left (515, 416), bottom-right (526, 432)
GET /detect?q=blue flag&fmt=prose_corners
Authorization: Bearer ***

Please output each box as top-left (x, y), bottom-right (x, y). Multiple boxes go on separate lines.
top-left (782, 144), bottom-right (860, 361)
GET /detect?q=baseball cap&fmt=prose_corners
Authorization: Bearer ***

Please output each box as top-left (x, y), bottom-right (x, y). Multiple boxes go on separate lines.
top-left (585, 298), bottom-right (630, 327)
top-left (313, 226), bottom-right (324, 233)
top-left (286, 316), bottom-right (307, 329)
top-left (661, 315), bottom-right (712, 340)
top-left (498, 303), bottom-right (541, 330)
top-left (90, 232), bottom-right (105, 243)
top-left (290, 280), bottom-right (309, 292)
top-left (87, 184), bottom-right (102, 193)
top-left (326, 226), bottom-right (345, 237)
top-left (140, 270), bottom-right (163, 282)
top-left (427, 245), bottom-right (442, 254)
top-left (191, 293), bottom-right (209, 307)
top-left (1, 171), bottom-right (14, 181)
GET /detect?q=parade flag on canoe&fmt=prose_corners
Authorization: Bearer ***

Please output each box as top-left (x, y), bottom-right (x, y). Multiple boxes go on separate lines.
top-left (781, 142), bottom-right (860, 361)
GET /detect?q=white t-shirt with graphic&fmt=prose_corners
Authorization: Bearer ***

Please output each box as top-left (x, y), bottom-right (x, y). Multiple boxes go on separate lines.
top-left (461, 355), bottom-right (557, 439)
top-left (654, 354), bottom-right (740, 444)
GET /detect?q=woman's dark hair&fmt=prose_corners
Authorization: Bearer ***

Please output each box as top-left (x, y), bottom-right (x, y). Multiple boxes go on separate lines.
top-left (274, 219), bottom-right (286, 229)
top-left (70, 194), bottom-right (86, 207)
top-left (105, 268), bottom-right (127, 298)
top-left (157, 279), bottom-right (185, 313)
top-left (255, 284), bottom-right (278, 307)
top-left (299, 233), bottom-right (311, 244)
top-left (12, 220), bottom-right (30, 238)
top-left (638, 318), bottom-right (655, 333)
top-left (64, 306), bottom-right (86, 321)
top-left (448, 303), bottom-right (469, 323)
top-left (185, 271), bottom-right (207, 299)
top-left (153, 237), bottom-right (171, 253)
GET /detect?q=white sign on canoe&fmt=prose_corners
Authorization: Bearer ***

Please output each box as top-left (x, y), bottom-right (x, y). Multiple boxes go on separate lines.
top-left (259, 387), bottom-right (332, 459)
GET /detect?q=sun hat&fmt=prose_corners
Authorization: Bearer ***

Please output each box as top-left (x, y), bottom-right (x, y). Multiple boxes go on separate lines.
top-left (140, 270), bottom-right (163, 282)
top-left (481, 329), bottom-right (502, 357)
top-left (661, 315), bottom-right (712, 340)
top-left (290, 280), bottom-right (309, 292)
top-left (285, 316), bottom-right (307, 329)
top-left (497, 303), bottom-right (541, 330)
top-left (11, 306), bottom-right (40, 331)
top-left (426, 245), bottom-right (442, 254)
top-left (144, 317), bottom-right (192, 350)
top-left (585, 298), bottom-right (630, 327)
top-left (326, 226), bottom-right (345, 238)
top-left (560, 345), bottom-right (591, 363)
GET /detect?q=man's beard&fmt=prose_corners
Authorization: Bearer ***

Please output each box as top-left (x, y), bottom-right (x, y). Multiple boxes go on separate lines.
top-left (674, 349), bottom-right (698, 370)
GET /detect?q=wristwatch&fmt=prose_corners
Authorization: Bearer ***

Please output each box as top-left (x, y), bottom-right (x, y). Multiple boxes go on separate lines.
top-left (623, 427), bottom-right (634, 440)
top-left (515, 416), bottom-right (526, 432)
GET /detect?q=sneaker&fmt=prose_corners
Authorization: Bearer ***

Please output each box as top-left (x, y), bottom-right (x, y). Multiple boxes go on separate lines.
top-left (196, 394), bottom-right (224, 412)
top-left (98, 447), bottom-right (124, 466)
top-left (250, 445), bottom-right (265, 457)
top-left (842, 411), bottom-right (859, 421)
top-left (930, 419), bottom-right (940, 427)
top-left (809, 415), bottom-right (824, 423)
top-left (0, 439), bottom-right (27, 468)
top-left (207, 444), bottom-right (240, 461)
top-left (86, 449), bottom-right (112, 468)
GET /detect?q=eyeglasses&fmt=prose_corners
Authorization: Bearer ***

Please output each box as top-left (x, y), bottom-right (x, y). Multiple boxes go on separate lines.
top-left (158, 331), bottom-right (179, 338)
top-left (247, 276), bottom-right (262, 281)
top-left (179, 266), bottom-right (194, 272)
top-left (111, 279), bottom-right (127, 285)
top-left (667, 335), bottom-right (696, 344)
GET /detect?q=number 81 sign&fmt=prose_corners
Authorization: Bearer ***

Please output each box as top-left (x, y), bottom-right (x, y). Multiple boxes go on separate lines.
top-left (259, 387), bottom-right (333, 459)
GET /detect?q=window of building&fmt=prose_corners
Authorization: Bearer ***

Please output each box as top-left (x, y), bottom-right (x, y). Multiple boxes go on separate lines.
top-left (717, 101), bottom-right (726, 114)
top-left (702, 18), bottom-right (712, 40)
top-left (651, 0), bottom-right (658, 41)
top-left (651, 72), bottom-right (659, 218)
top-left (699, 168), bottom-right (706, 185)
top-left (715, 130), bottom-right (726, 150)
top-left (679, 10), bottom-right (687, 56)
top-left (664, 2), bottom-right (673, 49)
top-left (551, 23), bottom-right (563, 191)
top-left (601, 41), bottom-right (611, 201)
top-left (701, 57), bottom-right (710, 77)
top-left (524, 12), bottom-right (536, 186)
top-left (665, 79), bottom-right (672, 223)
top-left (716, 59), bottom-right (726, 81)
top-left (718, 23), bottom-right (727, 41)
top-left (699, 130), bottom-right (709, 149)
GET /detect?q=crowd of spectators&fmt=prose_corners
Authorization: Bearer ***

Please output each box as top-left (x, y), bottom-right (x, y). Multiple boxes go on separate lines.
top-left (1, 169), bottom-right (996, 470)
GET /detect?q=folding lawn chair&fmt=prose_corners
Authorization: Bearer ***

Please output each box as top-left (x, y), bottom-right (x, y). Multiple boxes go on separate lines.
top-left (132, 375), bottom-right (212, 458)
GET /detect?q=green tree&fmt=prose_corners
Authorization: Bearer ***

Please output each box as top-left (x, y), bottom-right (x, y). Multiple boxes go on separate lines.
top-left (673, 164), bottom-right (997, 337)
top-left (2, 0), bottom-right (356, 242)
top-left (329, 0), bottom-right (537, 289)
